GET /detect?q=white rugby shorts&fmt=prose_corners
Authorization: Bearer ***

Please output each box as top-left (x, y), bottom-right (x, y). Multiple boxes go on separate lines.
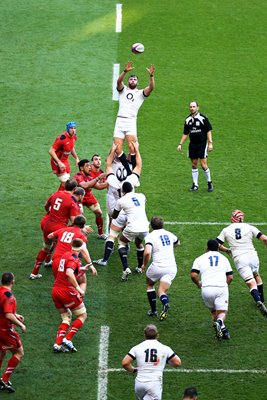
top-left (146, 264), bottom-right (177, 285)
top-left (234, 252), bottom-right (259, 281)
top-left (112, 211), bottom-right (127, 229)
top-left (113, 117), bottom-right (137, 138)
top-left (135, 379), bottom-right (162, 400)
top-left (122, 228), bottom-right (148, 242)
top-left (201, 286), bottom-right (229, 311)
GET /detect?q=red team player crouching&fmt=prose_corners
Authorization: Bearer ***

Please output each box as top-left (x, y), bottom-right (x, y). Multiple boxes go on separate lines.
top-left (30, 178), bottom-right (82, 280)
top-left (73, 159), bottom-right (107, 239)
top-left (0, 273), bottom-right (26, 393)
top-left (52, 238), bottom-right (97, 353)
top-left (49, 121), bottom-right (80, 189)
top-left (47, 215), bottom-right (93, 278)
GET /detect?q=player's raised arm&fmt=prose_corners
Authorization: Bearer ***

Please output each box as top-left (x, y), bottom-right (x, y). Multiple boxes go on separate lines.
top-left (106, 143), bottom-right (118, 175)
top-left (117, 62), bottom-right (134, 91)
top-left (144, 64), bottom-right (155, 96)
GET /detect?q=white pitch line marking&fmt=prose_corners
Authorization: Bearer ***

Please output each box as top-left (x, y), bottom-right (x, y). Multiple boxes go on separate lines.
top-left (115, 4), bottom-right (122, 33)
top-left (112, 63), bottom-right (120, 100)
top-left (97, 326), bottom-right (110, 400)
top-left (165, 222), bottom-right (267, 226)
top-left (105, 367), bottom-right (266, 374)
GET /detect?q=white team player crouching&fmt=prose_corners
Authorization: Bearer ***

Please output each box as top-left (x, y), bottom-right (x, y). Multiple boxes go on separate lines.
top-left (140, 216), bottom-right (180, 321)
top-left (94, 142), bottom-right (143, 268)
top-left (191, 240), bottom-right (233, 340)
top-left (122, 324), bottom-right (181, 400)
top-left (112, 180), bottom-right (149, 281)
top-left (216, 209), bottom-right (267, 317)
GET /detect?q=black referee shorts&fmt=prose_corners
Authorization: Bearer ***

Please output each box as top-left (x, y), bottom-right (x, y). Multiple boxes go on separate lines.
top-left (189, 142), bottom-right (208, 159)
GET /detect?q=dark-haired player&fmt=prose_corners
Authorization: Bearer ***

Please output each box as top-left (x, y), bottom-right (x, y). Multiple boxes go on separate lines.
top-left (114, 61), bottom-right (155, 154)
top-left (73, 160), bottom-right (107, 239)
top-left (141, 217), bottom-right (180, 320)
top-left (0, 272), bottom-right (26, 393)
top-left (94, 142), bottom-right (142, 268)
top-left (191, 240), bottom-right (233, 340)
top-left (177, 101), bottom-right (214, 192)
top-left (47, 215), bottom-right (94, 278)
top-left (51, 239), bottom-right (96, 353)
top-left (112, 180), bottom-right (149, 281)
top-left (30, 178), bottom-right (82, 279)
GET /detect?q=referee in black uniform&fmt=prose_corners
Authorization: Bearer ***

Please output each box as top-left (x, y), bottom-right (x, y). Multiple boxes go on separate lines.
top-left (177, 101), bottom-right (214, 192)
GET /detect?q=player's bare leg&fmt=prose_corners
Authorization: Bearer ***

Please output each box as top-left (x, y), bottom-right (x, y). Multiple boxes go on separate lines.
top-left (113, 137), bottom-right (124, 156)
top-left (126, 134), bottom-right (137, 154)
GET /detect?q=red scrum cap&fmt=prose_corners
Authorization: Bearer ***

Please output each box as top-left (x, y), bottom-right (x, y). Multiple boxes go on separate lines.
top-left (231, 210), bottom-right (245, 223)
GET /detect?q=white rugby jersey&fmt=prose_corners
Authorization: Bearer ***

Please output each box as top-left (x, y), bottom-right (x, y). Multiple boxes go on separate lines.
top-left (191, 251), bottom-right (232, 287)
top-left (129, 339), bottom-right (176, 382)
top-left (217, 223), bottom-right (261, 258)
top-left (117, 87), bottom-right (145, 119)
top-left (107, 172), bottom-right (139, 202)
top-left (115, 192), bottom-right (149, 232)
top-left (145, 229), bottom-right (178, 268)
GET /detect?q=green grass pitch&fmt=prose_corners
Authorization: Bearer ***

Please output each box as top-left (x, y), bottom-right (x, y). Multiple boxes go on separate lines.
top-left (0, 1), bottom-right (266, 399)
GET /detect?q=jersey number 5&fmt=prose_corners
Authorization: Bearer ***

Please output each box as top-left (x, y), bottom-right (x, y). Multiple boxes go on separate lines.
top-left (131, 197), bottom-right (140, 206)
top-left (53, 198), bottom-right (62, 210)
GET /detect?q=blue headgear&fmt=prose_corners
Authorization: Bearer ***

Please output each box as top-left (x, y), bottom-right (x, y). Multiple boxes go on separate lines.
top-left (66, 121), bottom-right (77, 132)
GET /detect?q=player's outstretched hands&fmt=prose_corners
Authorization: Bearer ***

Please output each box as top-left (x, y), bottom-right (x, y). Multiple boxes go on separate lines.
top-left (124, 61), bottom-right (134, 72)
top-left (146, 64), bottom-right (155, 75)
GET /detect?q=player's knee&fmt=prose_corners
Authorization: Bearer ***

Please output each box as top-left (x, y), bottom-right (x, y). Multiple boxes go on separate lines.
top-left (15, 347), bottom-right (24, 359)
top-left (73, 305), bottom-right (87, 318)
top-left (118, 239), bottom-right (127, 249)
top-left (61, 310), bottom-right (72, 324)
top-left (109, 229), bottom-right (120, 239)
top-left (135, 239), bottom-right (144, 249)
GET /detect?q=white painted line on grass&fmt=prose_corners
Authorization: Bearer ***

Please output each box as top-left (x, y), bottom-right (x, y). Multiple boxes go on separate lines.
top-left (115, 4), bottom-right (122, 33)
top-left (105, 367), bottom-right (267, 374)
top-left (112, 63), bottom-right (120, 100)
top-left (165, 221), bottom-right (267, 226)
top-left (97, 325), bottom-right (110, 400)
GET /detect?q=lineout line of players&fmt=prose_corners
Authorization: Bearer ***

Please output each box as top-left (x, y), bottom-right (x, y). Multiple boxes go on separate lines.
top-left (1, 62), bottom-right (267, 398)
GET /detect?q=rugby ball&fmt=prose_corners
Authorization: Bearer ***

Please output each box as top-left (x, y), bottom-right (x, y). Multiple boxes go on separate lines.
top-left (131, 43), bottom-right (145, 54)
